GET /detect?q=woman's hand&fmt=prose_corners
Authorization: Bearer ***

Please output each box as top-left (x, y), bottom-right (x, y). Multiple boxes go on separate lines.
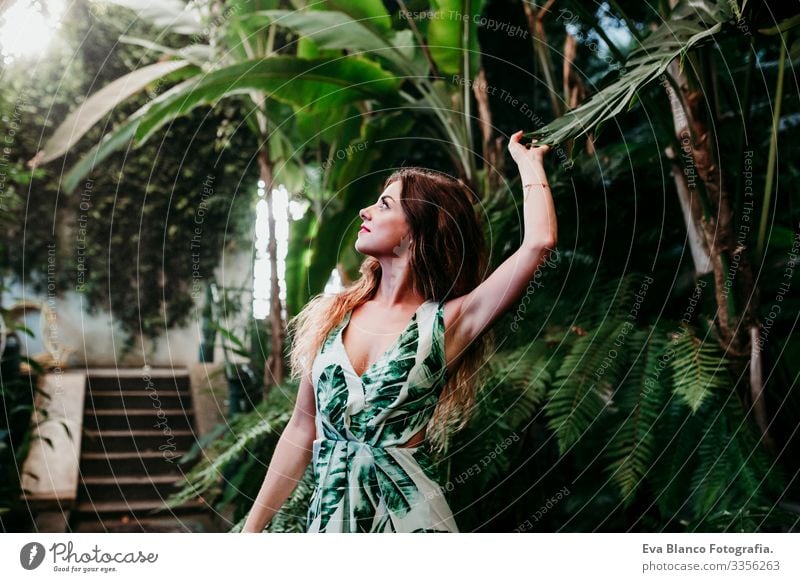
top-left (508, 130), bottom-right (551, 167)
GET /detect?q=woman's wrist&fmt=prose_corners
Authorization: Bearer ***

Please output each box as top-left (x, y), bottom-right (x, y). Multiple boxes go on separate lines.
top-left (517, 159), bottom-right (547, 181)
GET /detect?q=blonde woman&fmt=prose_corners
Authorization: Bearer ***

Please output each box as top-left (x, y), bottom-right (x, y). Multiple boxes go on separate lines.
top-left (242, 131), bottom-right (556, 532)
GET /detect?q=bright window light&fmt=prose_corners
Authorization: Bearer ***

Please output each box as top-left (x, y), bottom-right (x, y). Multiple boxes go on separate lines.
top-left (0, 0), bottom-right (66, 63)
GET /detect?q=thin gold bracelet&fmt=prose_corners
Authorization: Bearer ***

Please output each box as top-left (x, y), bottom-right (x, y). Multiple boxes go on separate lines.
top-left (523, 183), bottom-right (548, 200)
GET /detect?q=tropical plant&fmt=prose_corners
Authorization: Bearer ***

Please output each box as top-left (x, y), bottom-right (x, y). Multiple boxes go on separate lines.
top-left (160, 381), bottom-right (303, 530)
top-left (0, 291), bottom-right (60, 531)
top-left (526, 0), bottom-right (800, 450)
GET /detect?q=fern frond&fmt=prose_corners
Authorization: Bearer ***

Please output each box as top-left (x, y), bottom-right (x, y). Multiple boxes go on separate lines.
top-left (163, 389), bottom-right (294, 510)
top-left (604, 326), bottom-right (669, 503)
top-left (682, 502), bottom-right (800, 533)
top-left (648, 392), bottom-right (701, 518)
top-left (265, 464), bottom-right (316, 532)
top-left (438, 342), bottom-right (552, 497)
top-left (581, 272), bottom-right (649, 329)
top-left (485, 341), bottom-right (551, 421)
top-left (668, 324), bottom-right (729, 412)
top-left (545, 318), bottom-right (631, 454)
top-left (690, 395), bottom-right (787, 527)
top-left (689, 400), bottom-right (731, 516)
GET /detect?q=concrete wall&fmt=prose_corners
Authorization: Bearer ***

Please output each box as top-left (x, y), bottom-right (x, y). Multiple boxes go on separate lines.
top-left (5, 248), bottom-right (254, 369)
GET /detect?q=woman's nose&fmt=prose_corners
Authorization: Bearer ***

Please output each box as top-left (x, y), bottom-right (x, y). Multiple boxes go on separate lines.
top-left (359, 208), bottom-right (370, 221)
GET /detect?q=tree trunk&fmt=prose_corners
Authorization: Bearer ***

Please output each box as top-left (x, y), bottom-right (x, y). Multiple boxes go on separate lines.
top-left (522, 0), bottom-right (561, 119)
top-left (471, 67), bottom-right (504, 196)
top-left (257, 145), bottom-right (285, 396)
top-left (664, 58), bottom-right (773, 452)
top-left (663, 63), bottom-right (713, 277)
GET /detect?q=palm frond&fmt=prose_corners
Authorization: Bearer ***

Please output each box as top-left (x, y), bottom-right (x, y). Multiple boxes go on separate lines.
top-left (528, 0), bottom-right (739, 146)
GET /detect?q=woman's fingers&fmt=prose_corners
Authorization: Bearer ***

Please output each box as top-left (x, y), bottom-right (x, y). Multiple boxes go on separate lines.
top-left (509, 130), bottom-right (552, 160)
top-left (508, 130), bottom-right (525, 150)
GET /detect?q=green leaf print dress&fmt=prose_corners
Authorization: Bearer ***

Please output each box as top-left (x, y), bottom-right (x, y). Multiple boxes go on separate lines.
top-left (306, 299), bottom-right (459, 532)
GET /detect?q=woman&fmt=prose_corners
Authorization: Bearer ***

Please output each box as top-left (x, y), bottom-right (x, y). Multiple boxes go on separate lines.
top-left (241, 130), bottom-right (557, 533)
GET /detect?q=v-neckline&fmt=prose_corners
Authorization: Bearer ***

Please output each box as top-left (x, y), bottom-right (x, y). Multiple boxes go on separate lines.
top-left (338, 300), bottom-right (429, 381)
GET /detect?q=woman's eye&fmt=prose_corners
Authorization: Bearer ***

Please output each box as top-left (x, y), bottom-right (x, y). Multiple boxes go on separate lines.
top-left (380, 199), bottom-right (389, 208)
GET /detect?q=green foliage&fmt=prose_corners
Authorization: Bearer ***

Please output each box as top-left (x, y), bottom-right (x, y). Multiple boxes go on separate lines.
top-left (603, 326), bottom-right (668, 502)
top-left (0, 307), bottom-right (55, 530)
top-left (528, 0), bottom-right (742, 146)
top-left (168, 295), bottom-right (793, 532)
top-left (668, 324), bottom-right (730, 412)
top-left (0, 373), bottom-right (36, 525)
top-left (431, 342), bottom-right (551, 528)
top-left (545, 316), bottom-right (637, 455)
top-left (1, 0), bottom-right (260, 347)
top-left (426, 0), bottom-right (486, 77)
top-left (163, 383), bottom-right (297, 525)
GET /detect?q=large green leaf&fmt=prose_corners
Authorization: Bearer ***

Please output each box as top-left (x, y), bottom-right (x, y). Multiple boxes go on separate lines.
top-left (53, 55), bottom-right (400, 192)
top-left (244, 9), bottom-right (424, 75)
top-left (60, 115), bottom-right (141, 194)
top-left (327, 0), bottom-right (393, 34)
top-left (243, 10), bottom-right (390, 53)
top-left (293, 103), bottom-right (362, 146)
top-left (528, 0), bottom-right (739, 145)
top-left (427, 0), bottom-right (486, 77)
top-left (285, 201), bottom-right (318, 318)
top-left (118, 35), bottom-right (214, 66)
top-left (132, 56), bottom-right (402, 142)
top-left (31, 59), bottom-right (197, 165)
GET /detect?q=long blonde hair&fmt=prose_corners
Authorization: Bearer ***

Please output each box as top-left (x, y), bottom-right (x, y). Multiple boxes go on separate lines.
top-left (287, 167), bottom-right (494, 455)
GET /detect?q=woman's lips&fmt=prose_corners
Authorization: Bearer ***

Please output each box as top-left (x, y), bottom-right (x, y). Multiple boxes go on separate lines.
top-left (359, 226), bottom-right (370, 233)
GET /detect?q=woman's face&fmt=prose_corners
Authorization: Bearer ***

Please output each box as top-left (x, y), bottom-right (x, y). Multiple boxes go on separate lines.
top-left (355, 180), bottom-right (410, 257)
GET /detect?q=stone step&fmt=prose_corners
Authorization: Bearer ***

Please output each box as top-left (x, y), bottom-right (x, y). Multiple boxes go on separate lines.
top-left (85, 389), bottom-right (192, 410)
top-left (84, 408), bottom-right (194, 431)
top-left (72, 369), bottom-right (211, 534)
top-left (86, 373), bottom-right (191, 394)
top-left (81, 429), bottom-right (196, 454)
top-left (70, 513), bottom-right (217, 533)
top-left (72, 498), bottom-right (208, 520)
top-left (78, 475), bottom-right (188, 503)
top-left (81, 451), bottom-right (192, 476)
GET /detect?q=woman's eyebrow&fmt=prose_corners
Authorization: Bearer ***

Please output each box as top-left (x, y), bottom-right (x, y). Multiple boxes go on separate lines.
top-left (381, 195), bottom-right (395, 203)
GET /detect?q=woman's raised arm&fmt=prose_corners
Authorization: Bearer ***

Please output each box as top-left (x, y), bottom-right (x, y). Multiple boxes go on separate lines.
top-left (448, 130), bottom-right (558, 346)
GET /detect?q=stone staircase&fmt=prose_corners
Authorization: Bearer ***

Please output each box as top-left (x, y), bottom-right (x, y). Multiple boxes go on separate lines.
top-left (70, 369), bottom-right (216, 532)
